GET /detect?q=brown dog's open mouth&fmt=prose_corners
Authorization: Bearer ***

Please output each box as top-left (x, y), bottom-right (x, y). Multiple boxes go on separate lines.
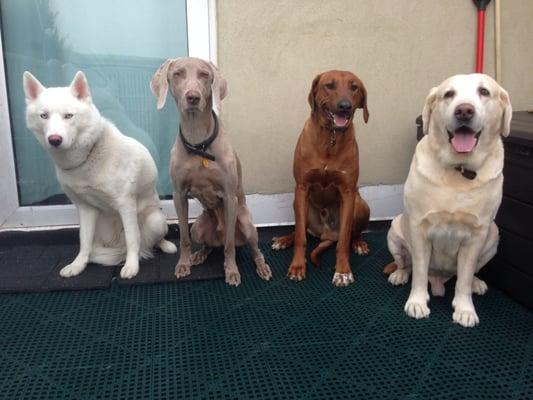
top-left (447, 127), bottom-right (482, 153)
top-left (325, 109), bottom-right (351, 129)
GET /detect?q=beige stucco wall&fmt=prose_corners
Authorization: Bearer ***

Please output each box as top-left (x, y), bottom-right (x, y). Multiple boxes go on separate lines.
top-left (217, 0), bottom-right (533, 194)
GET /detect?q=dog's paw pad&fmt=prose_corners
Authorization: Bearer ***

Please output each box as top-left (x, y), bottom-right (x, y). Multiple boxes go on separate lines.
top-left (472, 277), bottom-right (488, 295)
top-left (404, 300), bottom-right (430, 319)
top-left (453, 309), bottom-right (479, 327)
top-left (388, 269), bottom-right (410, 286)
top-left (332, 272), bottom-right (354, 287)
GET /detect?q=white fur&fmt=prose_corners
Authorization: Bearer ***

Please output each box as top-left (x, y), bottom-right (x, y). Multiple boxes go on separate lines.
top-left (23, 71), bottom-right (176, 279)
top-left (387, 74), bottom-right (512, 327)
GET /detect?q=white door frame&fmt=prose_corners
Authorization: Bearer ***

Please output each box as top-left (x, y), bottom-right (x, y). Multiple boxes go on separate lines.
top-left (0, 0), bottom-right (217, 231)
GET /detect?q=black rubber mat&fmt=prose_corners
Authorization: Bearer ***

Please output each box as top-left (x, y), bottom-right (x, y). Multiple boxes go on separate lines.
top-left (0, 225), bottom-right (294, 293)
top-left (0, 231), bottom-right (532, 399)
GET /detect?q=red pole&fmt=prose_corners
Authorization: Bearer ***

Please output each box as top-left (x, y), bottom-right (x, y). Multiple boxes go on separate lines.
top-left (475, 10), bottom-right (486, 73)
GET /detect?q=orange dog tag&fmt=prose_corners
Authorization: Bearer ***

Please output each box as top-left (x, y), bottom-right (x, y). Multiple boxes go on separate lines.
top-left (201, 158), bottom-right (209, 168)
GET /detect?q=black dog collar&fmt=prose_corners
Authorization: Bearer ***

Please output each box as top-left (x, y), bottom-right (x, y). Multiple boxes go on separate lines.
top-left (455, 165), bottom-right (477, 180)
top-left (179, 110), bottom-right (219, 161)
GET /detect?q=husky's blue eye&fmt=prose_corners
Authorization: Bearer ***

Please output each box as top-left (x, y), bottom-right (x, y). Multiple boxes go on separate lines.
top-left (40, 113), bottom-right (49, 119)
top-left (64, 113), bottom-right (74, 119)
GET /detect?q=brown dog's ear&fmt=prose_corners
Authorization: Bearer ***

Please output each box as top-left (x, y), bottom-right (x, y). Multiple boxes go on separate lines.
top-left (150, 59), bottom-right (177, 110)
top-left (499, 87), bottom-right (512, 137)
top-left (358, 83), bottom-right (369, 123)
top-left (208, 62), bottom-right (227, 115)
top-left (422, 86), bottom-right (438, 135)
top-left (308, 74), bottom-right (322, 113)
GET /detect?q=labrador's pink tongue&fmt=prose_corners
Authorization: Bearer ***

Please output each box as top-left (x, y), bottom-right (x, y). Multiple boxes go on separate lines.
top-left (451, 133), bottom-right (477, 153)
top-left (333, 114), bottom-right (348, 127)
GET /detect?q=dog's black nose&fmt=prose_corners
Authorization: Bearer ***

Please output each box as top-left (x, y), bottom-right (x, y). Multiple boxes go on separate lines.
top-left (48, 135), bottom-right (63, 147)
top-left (454, 103), bottom-right (475, 122)
top-left (337, 100), bottom-right (352, 113)
top-left (185, 91), bottom-right (201, 106)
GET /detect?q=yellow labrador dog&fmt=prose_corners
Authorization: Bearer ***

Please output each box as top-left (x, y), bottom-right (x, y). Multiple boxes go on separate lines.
top-left (384, 74), bottom-right (512, 327)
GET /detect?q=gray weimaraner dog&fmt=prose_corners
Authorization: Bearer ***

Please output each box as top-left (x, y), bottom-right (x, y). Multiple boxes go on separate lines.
top-left (150, 57), bottom-right (272, 286)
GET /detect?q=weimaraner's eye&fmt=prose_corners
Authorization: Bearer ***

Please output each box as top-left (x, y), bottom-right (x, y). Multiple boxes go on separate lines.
top-left (198, 71), bottom-right (210, 80)
top-left (173, 70), bottom-right (184, 78)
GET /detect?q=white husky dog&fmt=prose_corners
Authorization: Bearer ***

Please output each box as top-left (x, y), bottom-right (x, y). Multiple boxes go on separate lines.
top-left (23, 71), bottom-right (177, 279)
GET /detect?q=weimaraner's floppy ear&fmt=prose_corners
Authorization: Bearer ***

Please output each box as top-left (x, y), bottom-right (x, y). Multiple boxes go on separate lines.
top-left (23, 71), bottom-right (45, 103)
top-left (150, 59), bottom-right (176, 110)
top-left (208, 62), bottom-right (227, 115)
top-left (69, 71), bottom-right (92, 101)
top-left (357, 82), bottom-right (369, 123)
top-left (308, 73), bottom-right (322, 114)
top-left (499, 87), bottom-right (512, 137)
top-left (422, 86), bottom-right (438, 135)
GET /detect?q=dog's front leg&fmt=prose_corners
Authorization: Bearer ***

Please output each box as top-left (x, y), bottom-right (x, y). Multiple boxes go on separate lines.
top-left (60, 204), bottom-right (98, 277)
top-left (332, 189), bottom-right (356, 287)
top-left (404, 225), bottom-right (431, 319)
top-left (288, 183), bottom-right (309, 281)
top-left (174, 192), bottom-right (193, 278)
top-left (118, 202), bottom-right (141, 279)
top-left (223, 193), bottom-right (240, 286)
top-left (452, 237), bottom-right (485, 327)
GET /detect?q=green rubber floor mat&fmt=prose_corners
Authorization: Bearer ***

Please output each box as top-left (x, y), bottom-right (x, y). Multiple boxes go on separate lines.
top-left (0, 231), bottom-right (532, 399)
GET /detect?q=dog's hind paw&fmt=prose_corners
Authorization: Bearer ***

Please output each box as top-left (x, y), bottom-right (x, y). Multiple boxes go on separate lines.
top-left (388, 269), bottom-right (410, 286)
top-left (332, 272), bottom-right (354, 287)
top-left (472, 277), bottom-right (488, 295)
top-left (158, 239), bottom-right (177, 254)
top-left (352, 240), bottom-right (369, 256)
top-left (190, 247), bottom-right (212, 266)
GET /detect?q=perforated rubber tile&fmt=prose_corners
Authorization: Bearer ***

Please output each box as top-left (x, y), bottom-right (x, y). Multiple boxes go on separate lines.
top-left (0, 231), bottom-right (532, 399)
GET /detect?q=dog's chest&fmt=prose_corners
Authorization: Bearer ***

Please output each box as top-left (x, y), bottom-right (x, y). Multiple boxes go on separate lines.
top-left (180, 159), bottom-right (226, 209)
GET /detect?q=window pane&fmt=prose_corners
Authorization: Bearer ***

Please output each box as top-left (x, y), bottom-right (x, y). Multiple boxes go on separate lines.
top-left (0, 0), bottom-right (187, 205)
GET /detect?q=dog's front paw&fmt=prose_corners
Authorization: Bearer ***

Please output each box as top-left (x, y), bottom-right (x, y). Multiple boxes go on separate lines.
top-left (175, 261), bottom-right (192, 279)
top-left (452, 296), bottom-right (479, 327)
top-left (388, 269), bottom-right (410, 286)
top-left (120, 262), bottom-right (139, 279)
top-left (225, 266), bottom-right (241, 287)
top-left (404, 293), bottom-right (430, 319)
top-left (256, 262), bottom-right (272, 281)
top-left (472, 277), bottom-right (488, 295)
top-left (60, 262), bottom-right (86, 278)
top-left (332, 272), bottom-right (355, 287)
top-left (287, 263), bottom-right (306, 281)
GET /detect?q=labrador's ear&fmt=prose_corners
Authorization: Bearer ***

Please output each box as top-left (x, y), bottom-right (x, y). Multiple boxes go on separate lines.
top-left (499, 87), bottom-right (512, 137)
top-left (357, 81), bottom-right (369, 123)
top-left (308, 73), bottom-right (322, 115)
top-left (69, 71), bottom-right (91, 101)
top-left (208, 62), bottom-right (227, 115)
top-left (150, 59), bottom-right (177, 110)
top-left (23, 71), bottom-right (45, 103)
top-left (422, 86), bottom-right (438, 135)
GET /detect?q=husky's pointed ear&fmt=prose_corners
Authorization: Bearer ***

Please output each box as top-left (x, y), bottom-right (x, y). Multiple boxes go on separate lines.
top-left (422, 86), bottom-right (438, 135)
top-left (70, 71), bottom-right (91, 101)
top-left (499, 86), bottom-right (512, 137)
top-left (208, 62), bottom-right (227, 115)
top-left (150, 59), bottom-right (177, 110)
top-left (23, 71), bottom-right (45, 103)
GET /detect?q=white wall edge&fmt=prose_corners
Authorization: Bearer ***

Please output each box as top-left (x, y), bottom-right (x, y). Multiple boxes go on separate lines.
top-left (186, 0), bottom-right (213, 61)
top-left (0, 21), bottom-right (20, 226)
top-left (0, 184), bottom-right (403, 232)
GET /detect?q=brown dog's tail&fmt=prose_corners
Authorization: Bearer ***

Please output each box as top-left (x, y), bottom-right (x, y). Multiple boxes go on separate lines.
top-left (383, 262), bottom-right (398, 275)
top-left (310, 240), bottom-right (335, 266)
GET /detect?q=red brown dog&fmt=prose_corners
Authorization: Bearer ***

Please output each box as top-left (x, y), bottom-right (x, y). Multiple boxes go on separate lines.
top-left (272, 70), bottom-right (370, 287)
